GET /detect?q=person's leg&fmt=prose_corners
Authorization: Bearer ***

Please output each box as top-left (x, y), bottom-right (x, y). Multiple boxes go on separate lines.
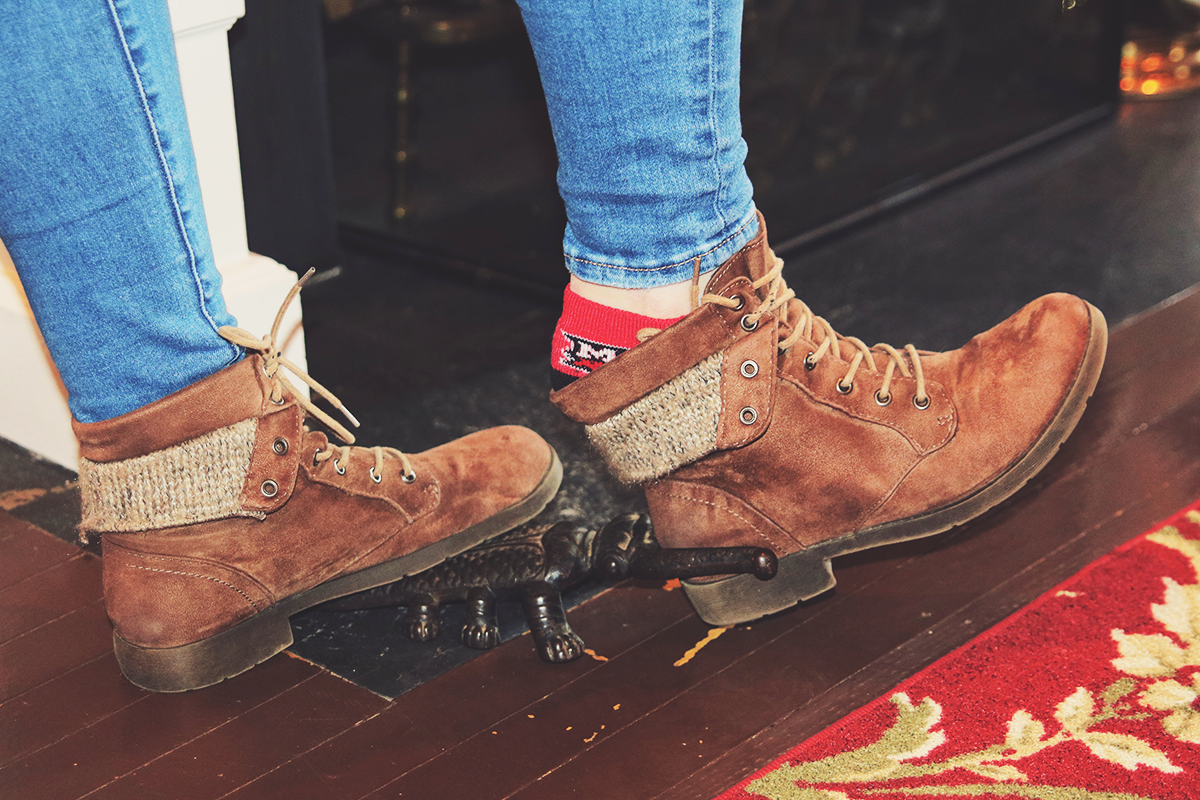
top-left (0, 0), bottom-right (561, 692)
top-left (0, 0), bottom-right (239, 424)
top-left (516, 0), bottom-right (758, 387)
top-left (534, 2), bottom-right (1109, 626)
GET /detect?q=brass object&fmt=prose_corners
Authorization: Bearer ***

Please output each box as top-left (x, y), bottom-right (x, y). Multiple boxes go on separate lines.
top-left (1120, 33), bottom-right (1200, 99)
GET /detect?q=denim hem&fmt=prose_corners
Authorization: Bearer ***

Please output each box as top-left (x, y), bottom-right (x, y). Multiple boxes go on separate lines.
top-left (564, 209), bottom-right (760, 289)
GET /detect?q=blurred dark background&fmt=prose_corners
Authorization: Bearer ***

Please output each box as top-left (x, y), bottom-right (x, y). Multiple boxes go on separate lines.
top-left (229, 0), bottom-right (1122, 289)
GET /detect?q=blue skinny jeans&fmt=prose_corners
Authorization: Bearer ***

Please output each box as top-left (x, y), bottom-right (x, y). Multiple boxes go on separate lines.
top-left (0, 0), bottom-right (239, 424)
top-left (0, 0), bottom-right (756, 424)
top-left (516, 0), bottom-right (758, 288)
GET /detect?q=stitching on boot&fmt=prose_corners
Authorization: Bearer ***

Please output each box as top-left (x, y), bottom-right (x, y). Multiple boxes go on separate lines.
top-left (113, 547), bottom-right (275, 601)
top-left (656, 485), bottom-right (796, 554)
top-left (122, 564), bottom-right (264, 611)
top-left (79, 418), bottom-right (264, 532)
top-left (585, 353), bottom-right (723, 483)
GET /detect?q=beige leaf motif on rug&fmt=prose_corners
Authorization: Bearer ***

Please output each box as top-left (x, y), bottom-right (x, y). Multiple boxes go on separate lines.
top-left (744, 517), bottom-right (1200, 800)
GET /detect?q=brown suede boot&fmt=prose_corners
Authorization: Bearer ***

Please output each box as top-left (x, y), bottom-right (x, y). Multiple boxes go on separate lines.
top-left (551, 214), bottom-right (1106, 626)
top-left (76, 276), bottom-right (561, 692)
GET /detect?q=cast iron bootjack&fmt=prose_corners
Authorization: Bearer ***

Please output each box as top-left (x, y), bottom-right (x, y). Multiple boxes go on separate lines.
top-left (322, 513), bottom-right (778, 663)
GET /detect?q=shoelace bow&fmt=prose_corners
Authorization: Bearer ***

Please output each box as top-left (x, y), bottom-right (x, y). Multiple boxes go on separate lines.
top-left (218, 269), bottom-right (417, 484)
top-left (642, 252), bottom-right (930, 408)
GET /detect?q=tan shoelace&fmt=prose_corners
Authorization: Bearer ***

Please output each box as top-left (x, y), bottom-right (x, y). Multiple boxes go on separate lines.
top-left (700, 252), bottom-right (931, 409)
top-left (218, 269), bottom-right (417, 483)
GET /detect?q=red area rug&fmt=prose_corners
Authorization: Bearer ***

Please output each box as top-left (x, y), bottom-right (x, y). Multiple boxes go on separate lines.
top-left (718, 501), bottom-right (1200, 800)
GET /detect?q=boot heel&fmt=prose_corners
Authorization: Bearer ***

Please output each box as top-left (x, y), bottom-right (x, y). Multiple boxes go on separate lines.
top-left (683, 549), bottom-right (836, 627)
top-left (113, 608), bottom-right (294, 693)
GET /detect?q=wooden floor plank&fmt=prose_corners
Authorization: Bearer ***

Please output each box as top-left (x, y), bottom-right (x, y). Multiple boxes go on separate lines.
top-left (230, 582), bottom-right (697, 800)
top-left (0, 513), bottom-right (79, 590)
top-left (363, 615), bottom-right (769, 800)
top-left (218, 758), bottom-right (342, 800)
top-left (0, 654), bottom-right (146, 769)
top-left (0, 653), bottom-right (323, 800)
top-left (0, 601), bottom-right (114, 703)
top-left (0, 550), bottom-right (103, 644)
top-left (83, 670), bottom-right (385, 800)
top-left (0, 511), bottom-right (108, 704)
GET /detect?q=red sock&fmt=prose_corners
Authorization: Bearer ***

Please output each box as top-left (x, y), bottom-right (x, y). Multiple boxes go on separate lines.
top-left (550, 286), bottom-right (684, 390)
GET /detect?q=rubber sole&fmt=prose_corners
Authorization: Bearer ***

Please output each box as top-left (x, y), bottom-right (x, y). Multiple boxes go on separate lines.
top-left (684, 304), bottom-right (1109, 626)
top-left (114, 449), bottom-right (563, 692)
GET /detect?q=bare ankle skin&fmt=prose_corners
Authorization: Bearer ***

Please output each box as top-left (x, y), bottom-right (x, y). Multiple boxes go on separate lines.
top-left (568, 271), bottom-right (716, 319)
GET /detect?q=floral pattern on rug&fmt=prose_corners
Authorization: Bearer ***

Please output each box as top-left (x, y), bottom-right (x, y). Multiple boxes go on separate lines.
top-left (720, 507), bottom-right (1200, 800)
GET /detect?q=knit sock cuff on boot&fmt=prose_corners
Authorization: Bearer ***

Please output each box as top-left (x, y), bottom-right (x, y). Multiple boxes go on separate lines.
top-left (79, 418), bottom-right (267, 533)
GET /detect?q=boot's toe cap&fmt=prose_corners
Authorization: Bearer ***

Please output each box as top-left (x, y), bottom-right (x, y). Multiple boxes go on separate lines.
top-left (949, 292), bottom-right (1097, 433)
top-left (868, 293), bottom-right (1105, 525)
top-left (414, 425), bottom-right (558, 524)
top-left (953, 292), bottom-right (1100, 445)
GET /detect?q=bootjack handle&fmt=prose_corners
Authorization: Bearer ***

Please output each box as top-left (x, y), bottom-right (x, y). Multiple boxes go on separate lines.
top-left (594, 513), bottom-right (777, 582)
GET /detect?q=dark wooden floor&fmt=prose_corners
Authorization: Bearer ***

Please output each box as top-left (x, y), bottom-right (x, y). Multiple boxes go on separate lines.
top-left (4, 279), bottom-right (1200, 799)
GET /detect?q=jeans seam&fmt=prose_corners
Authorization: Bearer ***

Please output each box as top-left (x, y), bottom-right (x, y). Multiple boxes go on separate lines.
top-left (104, 0), bottom-right (232, 356)
top-left (564, 210), bottom-right (755, 273)
top-left (706, 0), bottom-right (726, 233)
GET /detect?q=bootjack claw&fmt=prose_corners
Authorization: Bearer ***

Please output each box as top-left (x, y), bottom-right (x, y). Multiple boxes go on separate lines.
top-left (461, 586), bottom-right (500, 650)
top-left (539, 630), bottom-right (585, 663)
top-left (523, 584), bottom-right (584, 663)
top-left (405, 595), bottom-right (440, 642)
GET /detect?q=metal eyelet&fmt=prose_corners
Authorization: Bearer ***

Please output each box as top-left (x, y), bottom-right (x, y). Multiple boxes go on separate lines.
top-left (312, 451), bottom-right (321, 467)
top-left (731, 295), bottom-right (745, 311)
top-left (260, 479), bottom-right (279, 498)
top-left (913, 394), bottom-right (931, 410)
top-left (874, 390), bottom-right (892, 407)
top-left (334, 459), bottom-right (346, 475)
top-left (804, 352), bottom-right (818, 371)
top-left (369, 467), bottom-right (382, 484)
top-left (740, 360), bottom-right (759, 379)
top-left (740, 407), bottom-right (758, 425)
top-left (270, 394), bottom-right (286, 406)
top-left (272, 437), bottom-right (289, 456)
top-left (740, 315), bottom-right (759, 332)
top-left (402, 471), bottom-right (417, 484)
top-left (836, 380), bottom-right (853, 395)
